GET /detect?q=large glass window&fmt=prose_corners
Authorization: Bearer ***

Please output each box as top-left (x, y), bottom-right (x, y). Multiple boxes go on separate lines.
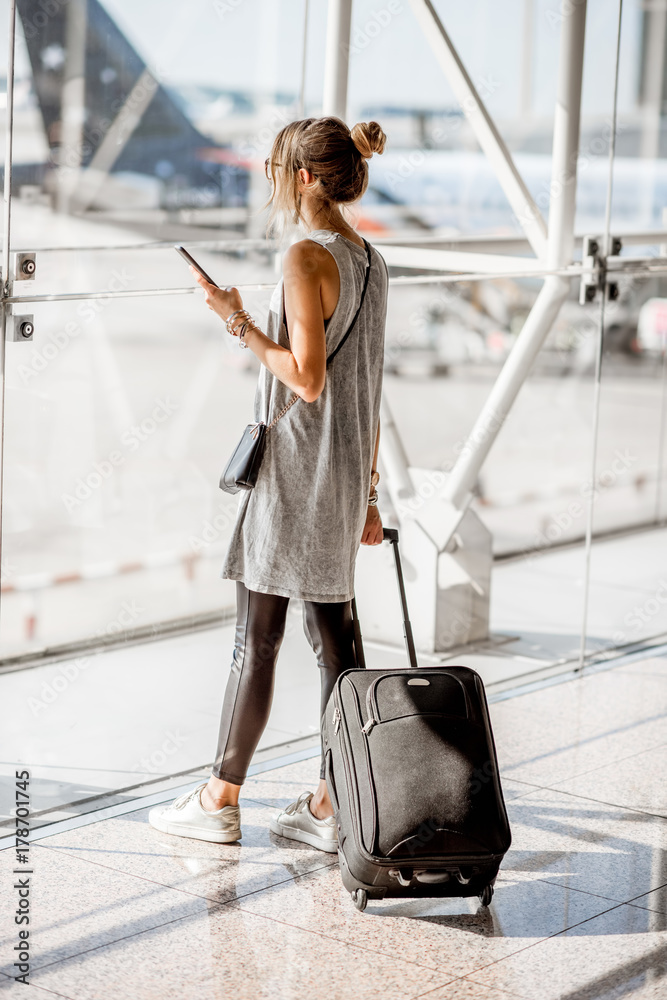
top-left (0, 0), bottom-right (665, 676)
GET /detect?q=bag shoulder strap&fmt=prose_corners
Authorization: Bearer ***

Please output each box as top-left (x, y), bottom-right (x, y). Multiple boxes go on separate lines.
top-left (325, 237), bottom-right (372, 367)
top-left (268, 236), bottom-right (373, 432)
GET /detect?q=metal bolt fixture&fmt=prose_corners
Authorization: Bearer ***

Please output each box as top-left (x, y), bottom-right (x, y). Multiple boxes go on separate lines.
top-left (5, 311), bottom-right (35, 342)
top-left (12, 252), bottom-right (36, 281)
top-left (606, 236), bottom-right (623, 302)
top-left (579, 235), bottom-right (601, 306)
top-left (578, 235), bottom-right (622, 305)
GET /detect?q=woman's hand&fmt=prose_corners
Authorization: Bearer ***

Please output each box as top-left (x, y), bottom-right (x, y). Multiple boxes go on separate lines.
top-left (361, 504), bottom-right (383, 545)
top-left (191, 267), bottom-right (243, 324)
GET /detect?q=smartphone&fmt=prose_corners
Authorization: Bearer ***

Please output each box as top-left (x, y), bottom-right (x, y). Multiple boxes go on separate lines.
top-left (174, 245), bottom-right (217, 286)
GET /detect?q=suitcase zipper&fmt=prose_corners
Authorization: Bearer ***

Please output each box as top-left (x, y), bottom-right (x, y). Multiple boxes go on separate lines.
top-left (336, 680), bottom-right (379, 857)
top-left (332, 706), bottom-right (341, 735)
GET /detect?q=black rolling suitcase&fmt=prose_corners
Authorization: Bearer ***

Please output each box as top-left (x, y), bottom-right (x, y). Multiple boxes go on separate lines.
top-left (323, 527), bottom-right (511, 912)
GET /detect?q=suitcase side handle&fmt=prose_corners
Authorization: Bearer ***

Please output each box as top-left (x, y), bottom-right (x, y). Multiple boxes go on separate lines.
top-left (382, 527), bottom-right (419, 670)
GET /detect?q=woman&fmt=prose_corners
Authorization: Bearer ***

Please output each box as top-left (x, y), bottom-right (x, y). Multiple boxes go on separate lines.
top-left (149, 116), bottom-right (388, 852)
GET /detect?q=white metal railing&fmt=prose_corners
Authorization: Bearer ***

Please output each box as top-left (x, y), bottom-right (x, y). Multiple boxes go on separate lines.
top-left (9, 257), bottom-right (667, 307)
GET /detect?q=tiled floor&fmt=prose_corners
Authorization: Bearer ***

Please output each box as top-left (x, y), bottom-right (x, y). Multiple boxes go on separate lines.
top-left (0, 653), bottom-right (665, 999)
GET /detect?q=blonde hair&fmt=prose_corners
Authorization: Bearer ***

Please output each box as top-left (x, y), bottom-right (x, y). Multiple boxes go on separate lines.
top-left (265, 116), bottom-right (386, 237)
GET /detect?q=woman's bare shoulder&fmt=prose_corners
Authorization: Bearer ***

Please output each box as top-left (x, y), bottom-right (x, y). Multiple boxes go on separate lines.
top-left (283, 239), bottom-right (338, 284)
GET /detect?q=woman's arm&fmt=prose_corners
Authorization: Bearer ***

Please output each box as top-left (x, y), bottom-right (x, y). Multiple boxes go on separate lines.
top-left (191, 240), bottom-right (334, 403)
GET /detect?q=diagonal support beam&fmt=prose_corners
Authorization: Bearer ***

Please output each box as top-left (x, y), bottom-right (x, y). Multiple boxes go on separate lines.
top-left (443, 0), bottom-right (587, 510)
top-left (407, 0), bottom-right (549, 261)
top-left (444, 275), bottom-right (570, 510)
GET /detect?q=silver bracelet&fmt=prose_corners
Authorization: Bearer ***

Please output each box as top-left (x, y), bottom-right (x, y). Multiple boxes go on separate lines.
top-left (226, 309), bottom-right (247, 335)
top-left (238, 321), bottom-right (250, 349)
top-left (368, 486), bottom-right (379, 506)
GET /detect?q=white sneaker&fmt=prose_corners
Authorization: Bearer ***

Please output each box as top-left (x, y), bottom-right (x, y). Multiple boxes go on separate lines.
top-left (269, 791), bottom-right (338, 854)
top-left (148, 783), bottom-right (241, 844)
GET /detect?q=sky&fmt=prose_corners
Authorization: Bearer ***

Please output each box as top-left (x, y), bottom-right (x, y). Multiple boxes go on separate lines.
top-left (0, 0), bottom-right (644, 123)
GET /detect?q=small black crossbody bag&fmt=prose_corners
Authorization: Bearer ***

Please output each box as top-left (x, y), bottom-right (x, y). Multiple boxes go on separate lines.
top-left (219, 238), bottom-right (372, 495)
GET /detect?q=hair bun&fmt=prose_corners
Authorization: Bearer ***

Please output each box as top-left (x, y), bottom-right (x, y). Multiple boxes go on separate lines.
top-left (350, 121), bottom-right (386, 159)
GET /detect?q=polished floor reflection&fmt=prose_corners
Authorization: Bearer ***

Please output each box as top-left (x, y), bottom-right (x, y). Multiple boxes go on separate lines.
top-left (0, 653), bottom-right (665, 999)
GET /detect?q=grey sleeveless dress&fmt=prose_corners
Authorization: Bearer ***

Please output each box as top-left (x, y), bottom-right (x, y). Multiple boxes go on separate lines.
top-left (220, 229), bottom-right (388, 603)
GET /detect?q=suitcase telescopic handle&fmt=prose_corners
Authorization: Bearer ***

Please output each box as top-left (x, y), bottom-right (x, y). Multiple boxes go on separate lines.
top-left (382, 527), bottom-right (419, 669)
top-left (351, 528), bottom-right (418, 670)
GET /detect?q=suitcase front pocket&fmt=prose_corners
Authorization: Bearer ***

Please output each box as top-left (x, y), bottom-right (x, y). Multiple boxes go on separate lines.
top-left (363, 672), bottom-right (469, 734)
top-left (365, 716), bottom-right (497, 859)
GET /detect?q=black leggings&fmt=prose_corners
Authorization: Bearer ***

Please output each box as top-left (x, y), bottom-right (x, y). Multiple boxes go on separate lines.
top-left (212, 582), bottom-right (358, 785)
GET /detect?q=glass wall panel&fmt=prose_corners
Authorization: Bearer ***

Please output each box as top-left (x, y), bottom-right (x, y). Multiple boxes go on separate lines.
top-left (582, 1), bottom-right (667, 658)
top-left (1, 273), bottom-right (287, 657)
top-left (0, 0), bottom-right (664, 669)
top-left (3, 0), bottom-right (667, 832)
top-left (380, 273), bottom-right (657, 558)
top-left (346, 0), bottom-right (642, 243)
top-left (4, 0), bottom-right (319, 248)
top-left (347, 0), bottom-right (559, 240)
top-left (585, 307), bottom-right (667, 655)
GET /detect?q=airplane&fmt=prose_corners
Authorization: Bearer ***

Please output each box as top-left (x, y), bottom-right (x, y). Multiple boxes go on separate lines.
top-left (14, 0), bottom-right (249, 211)
top-left (367, 147), bottom-right (667, 236)
top-left (11, 0), bottom-right (667, 237)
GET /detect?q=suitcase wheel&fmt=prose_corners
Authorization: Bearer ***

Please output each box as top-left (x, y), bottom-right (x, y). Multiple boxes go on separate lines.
top-left (352, 889), bottom-right (368, 912)
top-left (479, 884), bottom-right (494, 907)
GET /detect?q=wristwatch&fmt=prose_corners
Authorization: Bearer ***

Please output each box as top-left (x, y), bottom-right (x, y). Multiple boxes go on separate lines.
top-left (370, 469), bottom-right (380, 487)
